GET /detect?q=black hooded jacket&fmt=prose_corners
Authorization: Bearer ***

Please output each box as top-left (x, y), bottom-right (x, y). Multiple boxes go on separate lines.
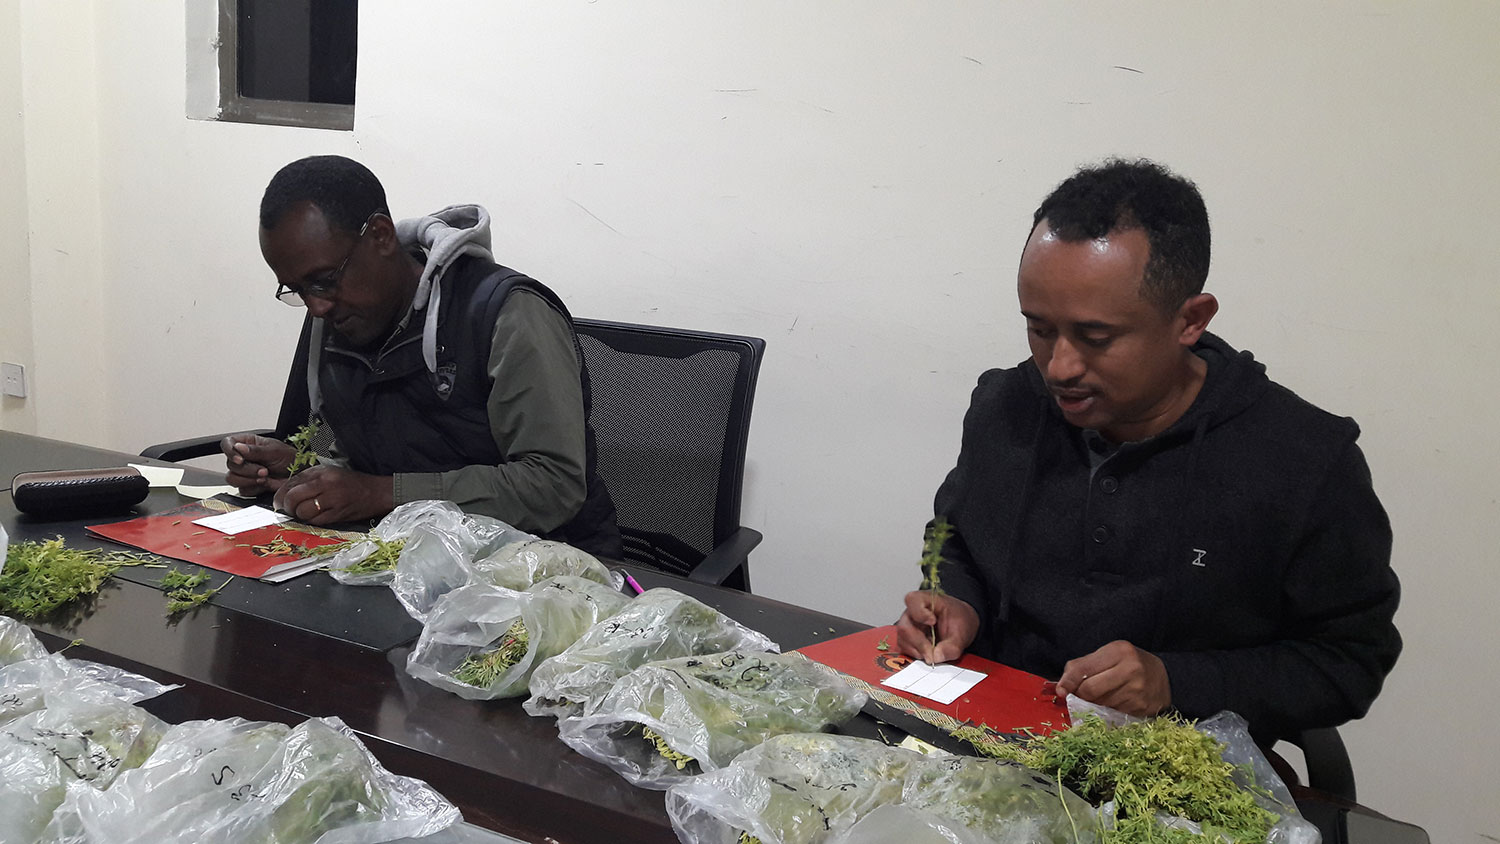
top-left (933, 332), bottom-right (1401, 742)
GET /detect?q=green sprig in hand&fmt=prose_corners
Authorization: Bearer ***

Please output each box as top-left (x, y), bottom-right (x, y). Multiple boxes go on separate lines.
top-left (286, 421), bottom-right (321, 475)
top-left (919, 517), bottom-right (953, 649)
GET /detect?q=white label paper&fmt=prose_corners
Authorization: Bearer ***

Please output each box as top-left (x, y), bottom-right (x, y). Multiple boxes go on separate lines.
top-left (880, 660), bottom-right (986, 705)
top-left (192, 506), bottom-right (288, 535)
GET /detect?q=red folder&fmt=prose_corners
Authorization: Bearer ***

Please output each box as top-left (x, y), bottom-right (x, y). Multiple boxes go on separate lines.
top-left (798, 625), bottom-right (1069, 737)
top-left (87, 503), bottom-right (347, 578)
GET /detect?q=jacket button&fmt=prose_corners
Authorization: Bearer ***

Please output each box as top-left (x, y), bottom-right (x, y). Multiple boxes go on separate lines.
top-left (1100, 476), bottom-right (1118, 494)
top-left (1092, 525), bottom-right (1110, 544)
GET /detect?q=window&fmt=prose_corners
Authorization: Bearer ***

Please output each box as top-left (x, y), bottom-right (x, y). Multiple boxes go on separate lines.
top-left (186, 0), bottom-right (358, 131)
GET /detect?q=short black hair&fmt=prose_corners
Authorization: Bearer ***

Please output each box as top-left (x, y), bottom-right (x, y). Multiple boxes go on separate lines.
top-left (1031, 158), bottom-right (1210, 311)
top-left (259, 155), bottom-right (390, 234)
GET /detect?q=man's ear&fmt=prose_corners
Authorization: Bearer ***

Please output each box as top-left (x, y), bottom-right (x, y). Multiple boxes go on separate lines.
top-left (367, 213), bottom-right (399, 257)
top-left (1176, 293), bottom-right (1219, 346)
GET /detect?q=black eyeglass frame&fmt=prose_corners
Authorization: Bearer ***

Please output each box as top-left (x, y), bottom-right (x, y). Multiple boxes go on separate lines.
top-left (273, 215), bottom-right (376, 307)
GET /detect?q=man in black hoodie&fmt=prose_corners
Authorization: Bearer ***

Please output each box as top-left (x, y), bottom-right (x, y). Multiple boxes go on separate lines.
top-left (895, 159), bottom-right (1400, 743)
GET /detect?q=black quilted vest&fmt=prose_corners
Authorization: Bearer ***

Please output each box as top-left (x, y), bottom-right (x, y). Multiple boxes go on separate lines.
top-left (276, 254), bottom-right (620, 557)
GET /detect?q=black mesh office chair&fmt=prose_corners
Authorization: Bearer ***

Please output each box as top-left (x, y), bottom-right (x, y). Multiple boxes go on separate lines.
top-left (1282, 726), bottom-right (1358, 802)
top-left (142, 317), bottom-right (767, 592)
top-left (573, 318), bottom-right (764, 592)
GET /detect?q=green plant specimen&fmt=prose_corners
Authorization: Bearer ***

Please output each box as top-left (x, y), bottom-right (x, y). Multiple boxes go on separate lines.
top-left (162, 567), bottom-right (233, 615)
top-left (918, 516), bottom-right (953, 647)
top-left (451, 619), bottom-right (530, 687)
top-left (960, 714), bottom-right (1278, 844)
top-left (319, 537), bottom-right (406, 574)
top-left (641, 725), bottom-right (697, 772)
top-left (160, 568), bottom-right (210, 593)
top-left (0, 538), bottom-right (151, 618)
top-left (286, 421), bottom-right (321, 475)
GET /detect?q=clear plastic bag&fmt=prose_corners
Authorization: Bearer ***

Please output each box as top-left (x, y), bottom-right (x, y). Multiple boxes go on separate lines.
top-left (523, 587), bottom-right (779, 720)
top-left (469, 540), bottom-right (621, 592)
top-left (824, 804), bottom-right (998, 844)
top-left (406, 575), bottom-right (631, 700)
top-left (665, 733), bottom-right (919, 844)
top-left (327, 501), bottom-right (519, 587)
top-left (558, 651), bottom-right (867, 789)
top-left (0, 653), bottom-right (180, 727)
top-left (1196, 712), bottom-right (1320, 844)
top-left (1, 612), bottom-right (50, 666)
top-left (388, 514), bottom-right (530, 622)
top-left (49, 715), bottom-right (461, 844)
top-left (0, 695), bottom-right (167, 843)
top-left (1024, 703), bottom-right (1319, 844)
top-left (899, 755), bottom-right (1099, 844)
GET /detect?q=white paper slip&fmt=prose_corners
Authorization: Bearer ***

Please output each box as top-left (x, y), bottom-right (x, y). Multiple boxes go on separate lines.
top-left (193, 505), bottom-right (288, 535)
top-left (880, 660), bottom-right (986, 705)
top-left (128, 462), bottom-right (186, 488)
top-left (259, 556), bottom-right (326, 583)
top-left (176, 483), bottom-right (240, 500)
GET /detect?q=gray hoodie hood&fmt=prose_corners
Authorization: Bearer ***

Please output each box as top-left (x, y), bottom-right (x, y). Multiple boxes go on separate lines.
top-left (307, 204), bottom-right (495, 413)
top-left (396, 204), bottom-right (496, 374)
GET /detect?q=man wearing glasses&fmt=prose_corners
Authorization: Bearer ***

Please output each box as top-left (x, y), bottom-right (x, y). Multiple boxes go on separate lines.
top-left (222, 155), bottom-right (621, 558)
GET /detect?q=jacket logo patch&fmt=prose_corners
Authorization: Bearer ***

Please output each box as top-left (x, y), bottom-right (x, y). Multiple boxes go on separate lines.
top-left (1190, 548), bottom-right (1208, 568)
top-left (431, 363), bottom-right (457, 401)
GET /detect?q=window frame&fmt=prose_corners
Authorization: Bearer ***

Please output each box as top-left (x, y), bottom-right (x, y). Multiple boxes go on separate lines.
top-left (190, 0), bottom-right (355, 132)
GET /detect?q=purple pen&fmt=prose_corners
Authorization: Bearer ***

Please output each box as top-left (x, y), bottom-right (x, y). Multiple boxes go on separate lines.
top-left (622, 571), bottom-right (645, 596)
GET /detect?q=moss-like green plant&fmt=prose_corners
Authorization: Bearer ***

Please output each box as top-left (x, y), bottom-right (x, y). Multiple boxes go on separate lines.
top-left (958, 714), bottom-right (1278, 844)
top-left (0, 538), bottom-right (151, 618)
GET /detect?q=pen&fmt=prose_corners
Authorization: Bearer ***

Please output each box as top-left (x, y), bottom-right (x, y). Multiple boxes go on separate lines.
top-left (622, 571), bottom-right (645, 596)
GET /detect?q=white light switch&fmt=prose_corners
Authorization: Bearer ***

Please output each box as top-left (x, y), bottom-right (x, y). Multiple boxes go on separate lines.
top-left (2, 362), bottom-right (26, 398)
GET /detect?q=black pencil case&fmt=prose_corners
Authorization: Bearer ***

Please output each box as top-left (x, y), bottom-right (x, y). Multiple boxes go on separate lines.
top-left (11, 467), bottom-right (150, 519)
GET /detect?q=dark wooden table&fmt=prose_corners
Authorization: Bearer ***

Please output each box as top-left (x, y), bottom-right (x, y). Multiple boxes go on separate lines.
top-left (1, 431), bottom-right (1427, 843)
top-left (0, 431), bottom-right (864, 843)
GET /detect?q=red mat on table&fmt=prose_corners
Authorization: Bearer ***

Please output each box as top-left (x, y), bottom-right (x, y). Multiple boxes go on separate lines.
top-left (86, 502), bottom-right (348, 578)
top-left (798, 625), bottom-right (1070, 737)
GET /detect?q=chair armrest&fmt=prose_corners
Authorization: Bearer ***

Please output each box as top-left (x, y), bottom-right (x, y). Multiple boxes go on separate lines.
top-left (140, 429), bottom-right (275, 463)
top-left (687, 526), bottom-right (763, 591)
top-left (1292, 726), bottom-right (1356, 803)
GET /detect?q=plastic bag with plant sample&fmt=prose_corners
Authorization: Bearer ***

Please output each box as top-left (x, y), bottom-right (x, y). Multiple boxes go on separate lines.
top-left (470, 538), bottom-right (621, 592)
top-left (559, 650), bottom-right (866, 788)
top-left (406, 575), bottom-right (631, 700)
top-left (0, 647), bottom-right (180, 729)
top-left (48, 715), bottom-right (460, 844)
top-left (0, 694), bottom-right (167, 844)
top-left (524, 587), bottom-right (778, 720)
top-left (896, 754), bottom-right (1100, 844)
top-left (388, 510), bottom-right (530, 621)
top-left (665, 732), bottom-right (921, 844)
top-left (318, 500), bottom-right (501, 587)
top-left (0, 612), bottom-right (50, 666)
top-left (961, 708), bottom-right (1318, 844)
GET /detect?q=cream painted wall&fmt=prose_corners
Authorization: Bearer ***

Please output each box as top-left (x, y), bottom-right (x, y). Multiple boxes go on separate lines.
top-left (5, 2), bottom-right (1498, 840)
top-left (0, 1), bottom-right (34, 432)
top-left (12, 2), bottom-right (107, 443)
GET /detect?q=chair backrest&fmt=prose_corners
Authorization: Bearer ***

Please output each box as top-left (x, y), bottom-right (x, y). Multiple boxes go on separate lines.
top-left (573, 318), bottom-right (764, 579)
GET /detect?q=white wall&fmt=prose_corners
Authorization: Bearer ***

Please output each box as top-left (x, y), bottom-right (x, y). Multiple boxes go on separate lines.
top-left (0, 0), bottom-right (34, 433)
top-left (3, 2), bottom-right (1497, 840)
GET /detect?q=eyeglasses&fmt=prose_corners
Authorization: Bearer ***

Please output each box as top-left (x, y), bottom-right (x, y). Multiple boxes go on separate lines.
top-left (274, 217), bottom-right (374, 307)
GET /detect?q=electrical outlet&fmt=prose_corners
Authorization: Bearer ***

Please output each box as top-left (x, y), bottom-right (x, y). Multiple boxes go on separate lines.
top-left (2, 362), bottom-right (26, 398)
